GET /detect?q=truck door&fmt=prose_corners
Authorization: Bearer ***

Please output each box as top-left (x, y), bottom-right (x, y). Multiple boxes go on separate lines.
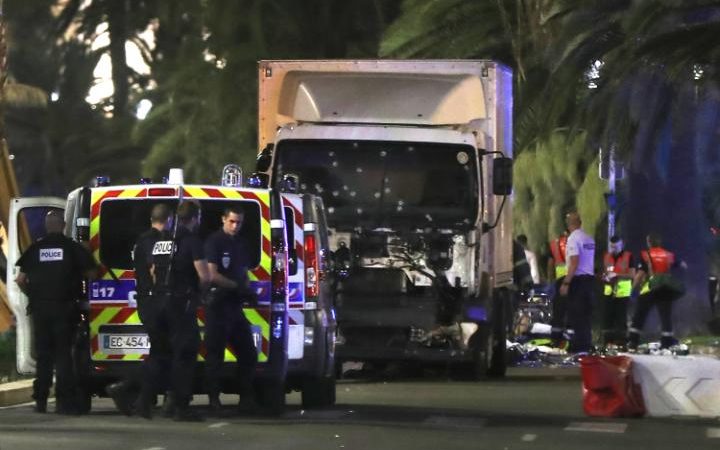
top-left (6, 197), bottom-right (66, 374)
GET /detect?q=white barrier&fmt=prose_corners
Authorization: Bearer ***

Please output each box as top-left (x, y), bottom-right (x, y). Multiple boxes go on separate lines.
top-left (629, 354), bottom-right (720, 417)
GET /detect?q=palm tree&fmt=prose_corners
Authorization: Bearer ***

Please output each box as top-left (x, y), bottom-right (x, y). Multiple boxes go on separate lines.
top-left (540, 0), bottom-right (720, 333)
top-left (382, 0), bottom-right (720, 333)
top-left (136, 0), bottom-right (403, 183)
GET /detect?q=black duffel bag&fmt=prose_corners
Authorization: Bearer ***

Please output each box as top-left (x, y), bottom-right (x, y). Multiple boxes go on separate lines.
top-left (649, 273), bottom-right (686, 300)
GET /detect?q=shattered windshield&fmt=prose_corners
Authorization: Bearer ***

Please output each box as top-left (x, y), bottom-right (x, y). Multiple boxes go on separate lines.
top-left (273, 140), bottom-right (479, 231)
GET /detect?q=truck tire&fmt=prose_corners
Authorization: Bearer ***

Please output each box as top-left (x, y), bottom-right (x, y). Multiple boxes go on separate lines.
top-left (256, 379), bottom-right (285, 415)
top-left (466, 290), bottom-right (508, 380)
top-left (468, 329), bottom-right (491, 380)
top-left (302, 328), bottom-right (337, 408)
top-left (301, 375), bottom-right (336, 408)
top-left (487, 288), bottom-right (508, 377)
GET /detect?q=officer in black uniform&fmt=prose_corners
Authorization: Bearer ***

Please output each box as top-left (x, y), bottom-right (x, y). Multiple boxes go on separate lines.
top-left (203, 205), bottom-right (258, 414)
top-left (107, 203), bottom-right (174, 417)
top-left (15, 210), bottom-right (96, 414)
top-left (142, 200), bottom-right (208, 421)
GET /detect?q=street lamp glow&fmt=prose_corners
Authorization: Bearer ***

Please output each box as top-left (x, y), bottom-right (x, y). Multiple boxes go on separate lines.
top-left (136, 99), bottom-right (153, 120)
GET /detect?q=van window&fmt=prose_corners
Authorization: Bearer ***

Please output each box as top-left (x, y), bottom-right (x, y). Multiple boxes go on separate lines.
top-left (98, 199), bottom-right (263, 270)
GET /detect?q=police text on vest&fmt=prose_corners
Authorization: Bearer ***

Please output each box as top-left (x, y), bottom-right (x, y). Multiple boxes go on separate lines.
top-left (39, 248), bottom-right (64, 262)
top-left (152, 241), bottom-right (174, 255)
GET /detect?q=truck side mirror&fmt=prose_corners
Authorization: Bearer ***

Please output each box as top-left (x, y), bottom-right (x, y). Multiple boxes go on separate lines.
top-left (256, 145), bottom-right (274, 172)
top-left (492, 157), bottom-right (513, 196)
top-left (331, 242), bottom-right (352, 280)
top-left (279, 173), bottom-right (300, 193)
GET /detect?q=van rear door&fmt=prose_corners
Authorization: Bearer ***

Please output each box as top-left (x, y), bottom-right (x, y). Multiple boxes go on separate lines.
top-left (282, 193), bottom-right (306, 360)
top-left (6, 196), bottom-right (66, 374)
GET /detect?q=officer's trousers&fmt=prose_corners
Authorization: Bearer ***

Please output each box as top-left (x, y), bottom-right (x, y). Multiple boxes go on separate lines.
top-left (140, 294), bottom-right (199, 409)
top-left (602, 295), bottom-right (629, 346)
top-left (204, 299), bottom-right (257, 398)
top-left (628, 289), bottom-right (675, 349)
top-left (550, 277), bottom-right (568, 345)
top-left (31, 301), bottom-right (77, 407)
top-left (136, 295), bottom-right (173, 400)
top-left (566, 275), bottom-right (595, 353)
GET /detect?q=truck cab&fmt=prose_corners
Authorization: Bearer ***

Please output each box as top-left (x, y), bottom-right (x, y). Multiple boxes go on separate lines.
top-left (6, 168), bottom-right (295, 412)
top-left (256, 60), bottom-right (514, 378)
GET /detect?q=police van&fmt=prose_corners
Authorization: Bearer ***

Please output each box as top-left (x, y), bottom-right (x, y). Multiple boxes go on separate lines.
top-left (6, 166), bottom-right (336, 412)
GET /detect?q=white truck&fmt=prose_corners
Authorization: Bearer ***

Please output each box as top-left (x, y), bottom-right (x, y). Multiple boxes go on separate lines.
top-left (255, 60), bottom-right (514, 377)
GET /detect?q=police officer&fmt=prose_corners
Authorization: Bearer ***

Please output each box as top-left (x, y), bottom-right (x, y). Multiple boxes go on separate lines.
top-left (107, 204), bottom-right (174, 417)
top-left (627, 232), bottom-right (685, 350)
top-left (600, 235), bottom-right (635, 348)
top-left (204, 206), bottom-right (258, 414)
top-left (141, 200), bottom-right (209, 421)
top-left (15, 210), bottom-right (96, 414)
top-left (558, 212), bottom-right (596, 353)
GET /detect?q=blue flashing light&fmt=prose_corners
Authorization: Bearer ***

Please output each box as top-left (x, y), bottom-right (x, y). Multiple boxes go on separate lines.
top-left (272, 316), bottom-right (284, 339)
top-left (139, 177), bottom-right (152, 184)
top-left (465, 306), bottom-right (487, 322)
top-left (247, 174), bottom-right (264, 188)
top-left (95, 176), bottom-right (111, 187)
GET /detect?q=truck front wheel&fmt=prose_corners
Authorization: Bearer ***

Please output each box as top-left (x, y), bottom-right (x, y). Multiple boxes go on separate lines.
top-left (467, 290), bottom-right (508, 379)
top-left (487, 288), bottom-right (508, 377)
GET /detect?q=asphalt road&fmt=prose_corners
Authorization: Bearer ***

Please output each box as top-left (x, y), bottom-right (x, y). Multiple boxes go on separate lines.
top-left (0, 367), bottom-right (718, 450)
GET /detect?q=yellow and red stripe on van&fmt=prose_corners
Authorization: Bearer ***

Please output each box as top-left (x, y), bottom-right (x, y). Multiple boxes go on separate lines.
top-left (88, 306), bottom-right (271, 362)
top-left (87, 185), bottom-right (273, 363)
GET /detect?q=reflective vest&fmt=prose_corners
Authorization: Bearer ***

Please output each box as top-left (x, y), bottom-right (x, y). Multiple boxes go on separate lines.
top-left (603, 251), bottom-right (633, 298)
top-left (641, 247), bottom-right (675, 274)
top-left (549, 235), bottom-right (568, 279)
top-left (639, 247), bottom-right (675, 294)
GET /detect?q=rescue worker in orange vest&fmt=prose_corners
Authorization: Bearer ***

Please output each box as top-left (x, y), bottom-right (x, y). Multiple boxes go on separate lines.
top-left (627, 232), bottom-right (685, 350)
top-left (600, 235), bottom-right (635, 348)
top-left (548, 231), bottom-right (569, 347)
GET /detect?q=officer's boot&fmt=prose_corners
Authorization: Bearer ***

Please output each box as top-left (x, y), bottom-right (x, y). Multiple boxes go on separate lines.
top-left (32, 381), bottom-right (48, 413)
top-left (550, 327), bottom-right (565, 349)
top-left (106, 381), bottom-right (136, 416)
top-left (237, 379), bottom-right (258, 414)
top-left (135, 389), bottom-right (154, 420)
top-left (208, 392), bottom-right (222, 415)
top-left (173, 397), bottom-right (204, 422)
top-left (32, 395), bottom-right (47, 414)
top-left (626, 330), bottom-right (640, 352)
top-left (660, 333), bottom-right (676, 350)
top-left (162, 391), bottom-right (176, 418)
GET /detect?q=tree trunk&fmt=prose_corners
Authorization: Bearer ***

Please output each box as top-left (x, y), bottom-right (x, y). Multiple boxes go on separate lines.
top-left (108, 0), bottom-right (128, 118)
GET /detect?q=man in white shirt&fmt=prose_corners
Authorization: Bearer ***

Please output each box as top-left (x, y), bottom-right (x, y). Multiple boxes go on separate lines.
top-left (558, 212), bottom-right (596, 353)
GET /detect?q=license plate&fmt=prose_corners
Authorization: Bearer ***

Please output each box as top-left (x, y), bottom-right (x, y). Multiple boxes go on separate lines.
top-left (102, 334), bottom-right (150, 350)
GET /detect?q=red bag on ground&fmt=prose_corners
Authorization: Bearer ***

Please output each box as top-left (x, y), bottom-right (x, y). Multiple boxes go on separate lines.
top-left (580, 355), bottom-right (646, 417)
